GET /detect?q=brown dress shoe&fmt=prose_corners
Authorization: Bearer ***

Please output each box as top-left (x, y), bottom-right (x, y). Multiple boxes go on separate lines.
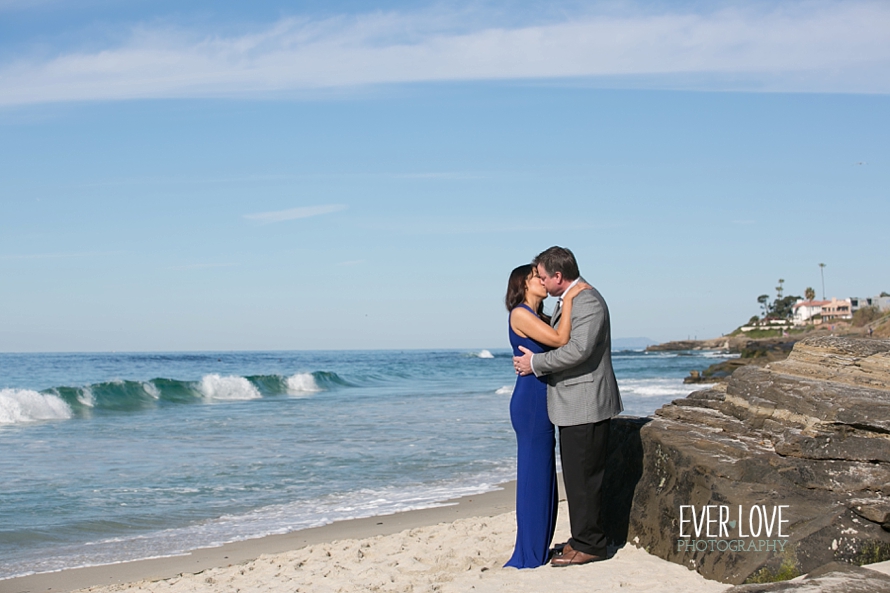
top-left (550, 549), bottom-right (605, 567)
top-left (551, 542), bottom-right (572, 556)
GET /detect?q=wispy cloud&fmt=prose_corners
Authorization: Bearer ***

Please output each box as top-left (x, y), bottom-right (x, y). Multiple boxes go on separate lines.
top-left (1, 2), bottom-right (889, 106)
top-left (76, 174), bottom-right (293, 188)
top-left (390, 172), bottom-right (485, 180)
top-left (244, 204), bottom-right (347, 224)
top-left (166, 262), bottom-right (238, 271)
top-left (0, 250), bottom-right (121, 260)
top-left (361, 219), bottom-right (621, 235)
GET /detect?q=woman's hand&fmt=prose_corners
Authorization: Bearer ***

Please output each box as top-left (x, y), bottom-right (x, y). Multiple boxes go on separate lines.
top-left (563, 281), bottom-right (592, 302)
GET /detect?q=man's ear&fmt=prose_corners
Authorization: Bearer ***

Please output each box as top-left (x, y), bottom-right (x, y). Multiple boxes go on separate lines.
top-left (553, 271), bottom-right (563, 284)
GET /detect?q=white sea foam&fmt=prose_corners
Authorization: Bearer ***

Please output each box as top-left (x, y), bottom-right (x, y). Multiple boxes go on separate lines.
top-left (476, 349), bottom-right (494, 359)
top-left (617, 378), bottom-right (715, 417)
top-left (285, 373), bottom-right (321, 394)
top-left (701, 351), bottom-right (740, 359)
top-left (143, 382), bottom-right (160, 399)
top-left (198, 375), bottom-right (262, 401)
top-left (495, 386), bottom-right (513, 395)
top-left (76, 387), bottom-right (96, 407)
top-left (618, 378), bottom-right (706, 398)
top-left (0, 388), bottom-right (73, 425)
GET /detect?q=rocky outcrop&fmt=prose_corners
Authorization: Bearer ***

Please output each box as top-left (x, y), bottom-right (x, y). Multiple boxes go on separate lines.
top-left (628, 337), bottom-right (890, 585)
top-left (647, 336), bottom-right (742, 352)
top-left (647, 339), bottom-right (714, 351)
top-left (685, 338), bottom-right (799, 384)
top-left (725, 562), bottom-right (890, 592)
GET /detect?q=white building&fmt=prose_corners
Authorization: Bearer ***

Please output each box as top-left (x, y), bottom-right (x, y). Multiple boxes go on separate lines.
top-left (792, 299), bottom-right (829, 326)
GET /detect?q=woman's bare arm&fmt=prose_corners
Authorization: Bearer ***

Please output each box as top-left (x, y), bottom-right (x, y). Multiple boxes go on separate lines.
top-left (510, 282), bottom-right (590, 347)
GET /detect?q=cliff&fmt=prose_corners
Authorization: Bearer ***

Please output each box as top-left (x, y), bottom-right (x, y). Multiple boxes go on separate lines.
top-left (624, 337), bottom-right (890, 584)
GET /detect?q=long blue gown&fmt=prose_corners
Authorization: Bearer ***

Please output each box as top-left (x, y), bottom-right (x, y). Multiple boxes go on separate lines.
top-left (504, 304), bottom-right (558, 569)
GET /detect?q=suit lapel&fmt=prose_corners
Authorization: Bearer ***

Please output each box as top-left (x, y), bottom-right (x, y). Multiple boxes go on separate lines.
top-left (551, 276), bottom-right (584, 327)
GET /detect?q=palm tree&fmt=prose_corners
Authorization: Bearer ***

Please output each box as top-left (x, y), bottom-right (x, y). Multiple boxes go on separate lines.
top-left (819, 263), bottom-right (827, 300)
top-left (805, 287), bottom-right (816, 301)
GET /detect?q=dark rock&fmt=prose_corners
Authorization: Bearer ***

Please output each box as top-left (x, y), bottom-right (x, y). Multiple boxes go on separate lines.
top-left (685, 370), bottom-right (704, 384)
top-left (775, 430), bottom-right (890, 463)
top-left (688, 338), bottom-right (801, 384)
top-left (700, 358), bottom-right (755, 381)
top-left (602, 416), bottom-right (650, 546)
top-left (628, 337), bottom-right (890, 584)
top-left (646, 340), bottom-right (708, 351)
top-left (848, 500), bottom-right (890, 525)
top-left (740, 339), bottom-right (799, 360)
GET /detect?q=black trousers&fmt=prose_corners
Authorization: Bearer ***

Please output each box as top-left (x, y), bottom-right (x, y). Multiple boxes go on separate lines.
top-left (558, 418), bottom-right (611, 556)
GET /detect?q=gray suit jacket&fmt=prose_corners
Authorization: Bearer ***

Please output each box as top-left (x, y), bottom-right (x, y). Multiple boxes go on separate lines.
top-left (531, 281), bottom-right (623, 427)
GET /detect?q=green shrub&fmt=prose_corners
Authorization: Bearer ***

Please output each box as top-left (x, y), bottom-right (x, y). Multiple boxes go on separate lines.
top-left (853, 306), bottom-right (883, 327)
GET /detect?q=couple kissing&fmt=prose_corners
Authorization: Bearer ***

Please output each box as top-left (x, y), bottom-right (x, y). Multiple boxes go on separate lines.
top-left (504, 246), bottom-right (623, 568)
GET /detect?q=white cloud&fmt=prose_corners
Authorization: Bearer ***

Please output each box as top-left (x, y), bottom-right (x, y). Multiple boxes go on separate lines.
top-left (244, 204), bottom-right (347, 224)
top-left (1, 2), bottom-right (889, 105)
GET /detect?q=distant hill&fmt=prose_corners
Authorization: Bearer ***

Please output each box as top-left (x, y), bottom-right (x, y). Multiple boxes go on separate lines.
top-left (612, 337), bottom-right (658, 350)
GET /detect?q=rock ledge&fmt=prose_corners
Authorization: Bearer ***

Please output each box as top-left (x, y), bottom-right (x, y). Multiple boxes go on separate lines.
top-left (627, 337), bottom-right (890, 584)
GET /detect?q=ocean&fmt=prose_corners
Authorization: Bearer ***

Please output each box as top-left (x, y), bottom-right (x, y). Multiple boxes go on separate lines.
top-left (0, 348), bottom-right (735, 579)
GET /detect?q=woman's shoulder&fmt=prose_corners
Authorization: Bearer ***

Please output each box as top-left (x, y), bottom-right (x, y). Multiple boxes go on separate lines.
top-left (510, 303), bottom-right (535, 316)
top-left (511, 304), bottom-right (548, 323)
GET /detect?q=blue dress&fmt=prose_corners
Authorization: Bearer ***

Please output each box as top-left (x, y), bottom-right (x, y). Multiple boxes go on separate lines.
top-left (504, 304), bottom-right (558, 568)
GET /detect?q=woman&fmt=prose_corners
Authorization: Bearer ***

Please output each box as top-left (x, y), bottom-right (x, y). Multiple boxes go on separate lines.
top-left (503, 264), bottom-right (589, 568)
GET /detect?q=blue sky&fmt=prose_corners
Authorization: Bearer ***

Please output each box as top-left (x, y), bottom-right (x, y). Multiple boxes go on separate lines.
top-left (1, 0), bottom-right (888, 352)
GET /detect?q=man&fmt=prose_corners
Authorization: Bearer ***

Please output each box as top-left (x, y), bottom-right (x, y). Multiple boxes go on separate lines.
top-left (513, 246), bottom-right (623, 566)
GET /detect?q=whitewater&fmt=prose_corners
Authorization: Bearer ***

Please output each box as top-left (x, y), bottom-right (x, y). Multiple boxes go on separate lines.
top-left (0, 348), bottom-right (733, 580)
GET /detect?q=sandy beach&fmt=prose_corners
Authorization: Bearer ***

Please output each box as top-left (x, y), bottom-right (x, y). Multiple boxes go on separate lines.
top-left (1, 480), bottom-right (730, 593)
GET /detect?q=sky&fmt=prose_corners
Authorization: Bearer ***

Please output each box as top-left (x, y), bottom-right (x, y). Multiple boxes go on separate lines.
top-left (1, 0), bottom-right (888, 352)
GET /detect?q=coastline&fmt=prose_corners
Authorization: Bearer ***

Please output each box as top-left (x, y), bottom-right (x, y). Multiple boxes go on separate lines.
top-left (0, 481), bottom-right (521, 593)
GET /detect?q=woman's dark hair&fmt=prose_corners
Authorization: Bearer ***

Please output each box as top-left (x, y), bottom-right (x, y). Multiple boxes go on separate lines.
top-left (505, 264), bottom-right (548, 321)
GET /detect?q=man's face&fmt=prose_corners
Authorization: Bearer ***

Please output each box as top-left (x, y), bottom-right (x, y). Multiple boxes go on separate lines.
top-left (536, 263), bottom-right (564, 297)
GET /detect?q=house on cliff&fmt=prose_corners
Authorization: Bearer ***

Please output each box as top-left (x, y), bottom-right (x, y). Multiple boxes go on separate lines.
top-left (851, 295), bottom-right (890, 312)
top-left (821, 297), bottom-right (853, 322)
top-left (793, 295), bottom-right (887, 326)
top-left (792, 299), bottom-right (829, 325)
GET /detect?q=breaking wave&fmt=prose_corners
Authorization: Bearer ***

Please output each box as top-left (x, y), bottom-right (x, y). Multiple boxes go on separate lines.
top-left (199, 374), bottom-right (262, 400)
top-left (0, 371), bottom-right (350, 426)
top-left (0, 388), bottom-right (73, 425)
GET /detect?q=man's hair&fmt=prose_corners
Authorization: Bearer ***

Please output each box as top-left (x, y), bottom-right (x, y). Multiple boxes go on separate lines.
top-left (533, 246), bottom-right (580, 281)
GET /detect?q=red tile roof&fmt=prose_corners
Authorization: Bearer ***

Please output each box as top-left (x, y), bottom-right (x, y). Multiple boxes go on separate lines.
top-left (793, 300), bottom-right (830, 309)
